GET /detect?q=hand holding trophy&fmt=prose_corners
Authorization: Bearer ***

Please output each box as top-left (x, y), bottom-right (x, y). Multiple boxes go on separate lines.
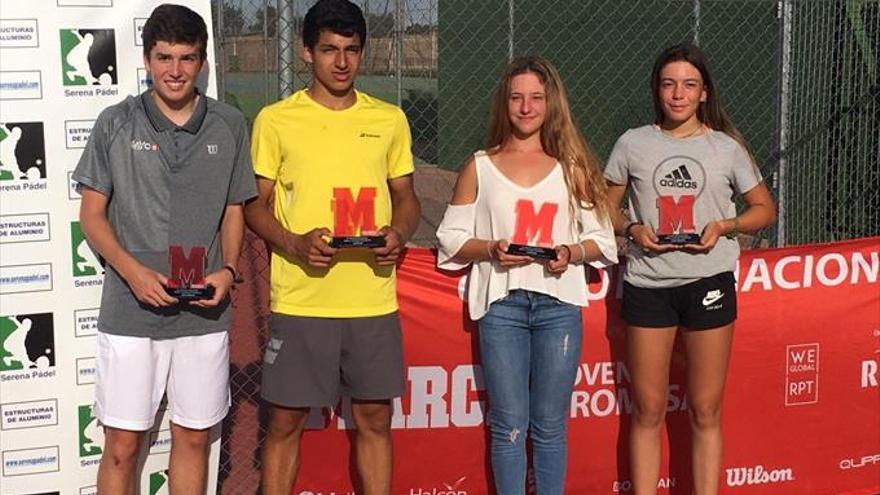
top-left (165, 245), bottom-right (215, 301)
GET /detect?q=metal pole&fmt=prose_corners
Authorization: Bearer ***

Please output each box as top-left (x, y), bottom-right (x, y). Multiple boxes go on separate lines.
top-left (278, 0), bottom-right (295, 98)
top-left (776, 0), bottom-right (793, 246)
top-left (395, 0), bottom-right (404, 105)
top-left (263, 0), bottom-right (269, 105)
top-left (693, 0), bottom-right (700, 45)
top-left (216, 0), bottom-right (226, 100)
top-left (508, 0), bottom-right (514, 60)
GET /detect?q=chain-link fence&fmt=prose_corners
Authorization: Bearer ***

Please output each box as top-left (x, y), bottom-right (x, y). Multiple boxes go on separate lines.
top-left (214, 1), bottom-right (877, 492)
top-left (439, 0), bottom-right (879, 247)
top-left (211, 2), bottom-right (438, 492)
top-left (779, 1), bottom-right (879, 245)
top-left (212, 0), bottom-right (437, 163)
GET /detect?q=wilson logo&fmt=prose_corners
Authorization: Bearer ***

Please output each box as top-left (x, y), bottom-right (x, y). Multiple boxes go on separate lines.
top-left (726, 465), bottom-right (794, 486)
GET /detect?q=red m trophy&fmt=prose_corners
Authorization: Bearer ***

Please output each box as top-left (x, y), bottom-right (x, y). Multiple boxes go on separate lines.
top-left (165, 245), bottom-right (215, 301)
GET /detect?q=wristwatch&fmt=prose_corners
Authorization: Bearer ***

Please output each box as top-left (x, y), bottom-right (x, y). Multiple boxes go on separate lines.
top-left (624, 221), bottom-right (643, 242)
top-left (222, 264), bottom-right (242, 284)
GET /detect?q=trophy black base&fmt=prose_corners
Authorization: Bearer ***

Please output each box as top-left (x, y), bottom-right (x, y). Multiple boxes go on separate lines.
top-left (330, 236), bottom-right (386, 248)
top-left (656, 233), bottom-right (702, 245)
top-left (166, 285), bottom-right (215, 301)
top-left (507, 243), bottom-right (558, 260)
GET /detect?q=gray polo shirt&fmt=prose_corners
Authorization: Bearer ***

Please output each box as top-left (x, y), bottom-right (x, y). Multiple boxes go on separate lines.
top-left (604, 125), bottom-right (761, 288)
top-left (72, 91), bottom-right (257, 338)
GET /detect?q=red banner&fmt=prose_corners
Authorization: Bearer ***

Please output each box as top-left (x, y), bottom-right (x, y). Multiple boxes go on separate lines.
top-left (289, 237), bottom-right (880, 495)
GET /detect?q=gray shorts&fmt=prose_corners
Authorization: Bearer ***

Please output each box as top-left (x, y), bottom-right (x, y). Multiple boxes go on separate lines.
top-left (261, 312), bottom-right (405, 407)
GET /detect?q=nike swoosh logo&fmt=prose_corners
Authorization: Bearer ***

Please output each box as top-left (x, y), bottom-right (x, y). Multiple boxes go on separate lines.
top-left (702, 293), bottom-right (724, 306)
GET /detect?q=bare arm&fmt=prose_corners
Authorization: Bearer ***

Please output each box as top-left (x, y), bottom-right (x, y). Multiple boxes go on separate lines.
top-left (606, 183), bottom-right (631, 236)
top-left (606, 181), bottom-right (678, 253)
top-left (686, 180), bottom-right (777, 251)
top-left (79, 187), bottom-right (176, 307)
top-left (243, 176), bottom-right (336, 267)
top-left (445, 157), bottom-right (531, 267)
top-left (190, 203), bottom-right (244, 308)
top-left (373, 173), bottom-right (421, 265)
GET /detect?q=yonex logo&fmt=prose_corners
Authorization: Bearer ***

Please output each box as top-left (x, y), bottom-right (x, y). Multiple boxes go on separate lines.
top-left (131, 139), bottom-right (158, 152)
top-left (660, 165), bottom-right (698, 189)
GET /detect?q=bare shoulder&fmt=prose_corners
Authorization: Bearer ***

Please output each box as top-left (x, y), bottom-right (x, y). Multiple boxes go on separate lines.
top-left (450, 155), bottom-right (479, 205)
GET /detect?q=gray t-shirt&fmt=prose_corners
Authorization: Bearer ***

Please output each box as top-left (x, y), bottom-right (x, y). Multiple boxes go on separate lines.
top-left (72, 92), bottom-right (257, 338)
top-left (604, 125), bottom-right (762, 288)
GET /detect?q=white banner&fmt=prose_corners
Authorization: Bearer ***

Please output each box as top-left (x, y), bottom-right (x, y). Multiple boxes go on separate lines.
top-left (0, 2), bottom-right (220, 494)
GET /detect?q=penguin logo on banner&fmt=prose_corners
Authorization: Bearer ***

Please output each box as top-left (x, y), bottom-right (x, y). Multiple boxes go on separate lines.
top-left (0, 122), bottom-right (45, 181)
top-left (0, 313), bottom-right (55, 372)
top-left (70, 221), bottom-right (105, 278)
top-left (78, 404), bottom-right (104, 458)
top-left (59, 29), bottom-right (117, 87)
top-left (150, 469), bottom-right (170, 495)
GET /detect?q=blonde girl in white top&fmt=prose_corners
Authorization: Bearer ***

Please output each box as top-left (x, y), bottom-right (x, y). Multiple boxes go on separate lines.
top-left (436, 56), bottom-right (616, 495)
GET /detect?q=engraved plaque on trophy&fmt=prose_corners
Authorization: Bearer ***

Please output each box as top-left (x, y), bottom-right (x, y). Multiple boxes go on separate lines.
top-left (656, 232), bottom-right (703, 245)
top-left (506, 243), bottom-right (558, 260)
top-left (329, 235), bottom-right (386, 248)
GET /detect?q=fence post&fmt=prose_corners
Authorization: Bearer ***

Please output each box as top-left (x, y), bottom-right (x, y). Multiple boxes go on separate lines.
top-left (278, 0), bottom-right (296, 98)
top-left (776, 0), bottom-right (793, 246)
top-left (395, 0), bottom-right (404, 105)
top-left (215, 0), bottom-right (226, 101)
top-left (508, 0), bottom-right (514, 60)
top-left (263, 0), bottom-right (270, 105)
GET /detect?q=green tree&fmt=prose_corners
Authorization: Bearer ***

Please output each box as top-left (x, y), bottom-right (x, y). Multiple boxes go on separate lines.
top-left (211, 1), bottom-right (246, 36)
top-left (250, 5), bottom-right (278, 36)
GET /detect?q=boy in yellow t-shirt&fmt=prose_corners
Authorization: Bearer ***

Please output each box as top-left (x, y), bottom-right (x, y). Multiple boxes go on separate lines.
top-left (244, 1), bottom-right (420, 493)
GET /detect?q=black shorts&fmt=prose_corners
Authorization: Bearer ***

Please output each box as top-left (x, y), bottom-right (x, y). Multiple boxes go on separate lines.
top-left (622, 272), bottom-right (737, 330)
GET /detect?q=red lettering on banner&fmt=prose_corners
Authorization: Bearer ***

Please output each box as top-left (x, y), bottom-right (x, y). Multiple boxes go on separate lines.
top-left (332, 187), bottom-right (377, 235)
top-left (656, 195), bottom-right (696, 234)
top-left (168, 245), bottom-right (206, 286)
top-left (512, 200), bottom-right (557, 246)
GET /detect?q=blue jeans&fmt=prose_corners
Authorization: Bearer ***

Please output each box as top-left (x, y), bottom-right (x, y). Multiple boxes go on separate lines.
top-left (478, 290), bottom-right (583, 495)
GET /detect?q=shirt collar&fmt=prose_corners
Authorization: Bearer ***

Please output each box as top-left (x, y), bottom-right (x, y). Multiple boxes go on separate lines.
top-left (141, 89), bottom-right (207, 134)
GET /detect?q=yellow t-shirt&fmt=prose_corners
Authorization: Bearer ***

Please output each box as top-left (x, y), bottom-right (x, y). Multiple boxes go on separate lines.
top-left (251, 89), bottom-right (414, 317)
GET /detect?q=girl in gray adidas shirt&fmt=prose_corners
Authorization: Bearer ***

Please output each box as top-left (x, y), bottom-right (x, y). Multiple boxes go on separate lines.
top-left (604, 43), bottom-right (776, 495)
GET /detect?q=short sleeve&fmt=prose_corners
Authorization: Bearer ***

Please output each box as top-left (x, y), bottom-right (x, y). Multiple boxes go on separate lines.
top-left (730, 142), bottom-right (762, 194)
top-left (387, 108), bottom-right (415, 179)
top-left (227, 117), bottom-right (258, 204)
top-left (603, 133), bottom-right (630, 186)
top-left (577, 207), bottom-right (619, 269)
top-left (250, 107), bottom-right (281, 180)
top-left (436, 203), bottom-right (476, 271)
top-left (71, 108), bottom-right (114, 196)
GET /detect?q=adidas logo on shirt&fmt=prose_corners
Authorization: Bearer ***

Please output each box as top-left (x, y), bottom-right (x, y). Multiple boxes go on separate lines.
top-left (659, 164), bottom-right (698, 189)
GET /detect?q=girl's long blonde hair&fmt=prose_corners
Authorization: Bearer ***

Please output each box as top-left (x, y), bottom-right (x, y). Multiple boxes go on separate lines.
top-left (486, 56), bottom-right (609, 222)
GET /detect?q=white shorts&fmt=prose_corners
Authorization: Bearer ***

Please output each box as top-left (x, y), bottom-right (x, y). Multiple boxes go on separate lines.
top-left (95, 331), bottom-right (230, 431)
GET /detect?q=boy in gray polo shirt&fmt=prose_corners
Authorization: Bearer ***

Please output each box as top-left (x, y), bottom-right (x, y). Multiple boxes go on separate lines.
top-left (72, 5), bottom-right (256, 492)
